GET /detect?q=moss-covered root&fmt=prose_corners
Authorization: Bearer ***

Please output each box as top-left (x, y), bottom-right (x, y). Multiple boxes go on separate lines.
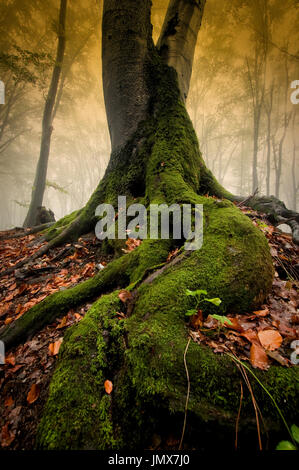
top-left (0, 239), bottom-right (172, 351)
top-left (36, 252), bottom-right (297, 450)
top-left (36, 292), bottom-right (126, 450)
top-left (36, 199), bottom-right (288, 451)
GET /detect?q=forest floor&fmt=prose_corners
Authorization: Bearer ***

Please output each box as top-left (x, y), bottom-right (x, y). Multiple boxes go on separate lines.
top-left (0, 204), bottom-right (298, 450)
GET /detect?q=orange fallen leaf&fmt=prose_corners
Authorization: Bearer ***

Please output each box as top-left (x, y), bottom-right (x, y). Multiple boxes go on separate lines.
top-left (253, 308), bottom-right (269, 317)
top-left (104, 380), bottom-right (113, 394)
top-left (48, 338), bottom-right (63, 356)
top-left (190, 310), bottom-right (203, 329)
top-left (166, 248), bottom-right (179, 262)
top-left (250, 343), bottom-right (269, 370)
top-left (224, 317), bottom-right (244, 332)
top-left (257, 330), bottom-right (283, 351)
top-left (1, 423), bottom-right (15, 447)
top-left (4, 396), bottom-right (14, 407)
top-left (119, 290), bottom-right (132, 303)
top-left (122, 238), bottom-right (142, 253)
top-left (27, 383), bottom-right (40, 404)
top-left (4, 317), bottom-right (13, 325)
top-left (241, 330), bottom-right (259, 344)
top-left (56, 316), bottom-right (67, 329)
top-left (5, 354), bottom-right (15, 366)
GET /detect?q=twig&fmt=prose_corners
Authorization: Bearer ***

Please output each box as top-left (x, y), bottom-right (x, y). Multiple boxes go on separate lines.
top-left (235, 381), bottom-right (243, 450)
top-left (179, 337), bottom-right (191, 451)
top-left (237, 188), bottom-right (259, 207)
top-left (226, 353), bottom-right (296, 447)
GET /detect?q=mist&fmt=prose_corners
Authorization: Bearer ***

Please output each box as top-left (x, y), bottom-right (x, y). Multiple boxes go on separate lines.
top-left (0, 0), bottom-right (298, 230)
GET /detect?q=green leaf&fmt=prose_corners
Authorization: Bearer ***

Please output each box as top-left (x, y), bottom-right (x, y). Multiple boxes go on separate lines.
top-left (185, 309), bottom-right (198, 317)
top-left (210, 314), bottom-right (232, 326)
top-left (203, 297), bottom-right (222, 306)
top-left (186, 289), bottom-right (207, 297)
top-left (291, 424), bottom-right (299, 444)
top-left (276, 440), bottom-right (297, 450)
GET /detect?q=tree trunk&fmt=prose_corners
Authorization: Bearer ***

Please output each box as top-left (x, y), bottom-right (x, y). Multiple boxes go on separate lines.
top-left (1, 0), bottom-right (298, 450)
top-left (23, 0), bottom-right (67, 228)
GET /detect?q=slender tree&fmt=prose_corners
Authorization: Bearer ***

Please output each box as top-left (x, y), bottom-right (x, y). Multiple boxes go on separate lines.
top-left (23, 0), bottom-right (67, 227)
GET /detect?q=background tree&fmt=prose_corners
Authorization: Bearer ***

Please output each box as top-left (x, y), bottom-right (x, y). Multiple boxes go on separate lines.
top-left (23, 0), bottom-right (68, 227)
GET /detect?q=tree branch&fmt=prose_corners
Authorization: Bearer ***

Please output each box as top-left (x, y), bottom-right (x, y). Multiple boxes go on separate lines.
top-left (157, 0), bottom-right (206, 101)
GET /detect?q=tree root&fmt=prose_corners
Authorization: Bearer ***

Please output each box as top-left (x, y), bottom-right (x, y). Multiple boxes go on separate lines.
top-left (35, 233), bottom-right (297, 449)
top-left (0, 239), bottom-right (172, 350)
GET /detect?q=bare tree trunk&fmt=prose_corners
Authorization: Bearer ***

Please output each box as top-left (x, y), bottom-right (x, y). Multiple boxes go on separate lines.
top-left (264, 82), bottom-right (274, 196)
top-left (157, 0), bottom-right (206, 101)
top-left (23, 0), bottom-right (67, 228)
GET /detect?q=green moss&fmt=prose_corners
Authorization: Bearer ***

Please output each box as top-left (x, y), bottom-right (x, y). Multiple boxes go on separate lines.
top-left (45, 209), bottom-right (81, 241)
top-left (33, 48), bottom-right (294, 451)
top-left (36, 292), bottom-right (125, 450)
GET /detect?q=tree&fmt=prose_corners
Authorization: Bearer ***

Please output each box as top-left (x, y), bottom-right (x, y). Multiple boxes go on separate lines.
top-left (23, 0), bottom-right (68, 228)
top-left (1, 0), bottom-right (298, 450)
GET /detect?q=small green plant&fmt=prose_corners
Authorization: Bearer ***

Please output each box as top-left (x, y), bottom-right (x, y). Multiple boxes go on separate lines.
top-left (185, 289), bottom-right (232, 327)
top-left (185, 289), bottom-right (222, 317)
top-left (276, 424), bottom-right (299, 450)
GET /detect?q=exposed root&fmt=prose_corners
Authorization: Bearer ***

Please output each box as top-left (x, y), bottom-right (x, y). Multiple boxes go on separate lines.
top-left (0, 239), bottom-right (172, 350)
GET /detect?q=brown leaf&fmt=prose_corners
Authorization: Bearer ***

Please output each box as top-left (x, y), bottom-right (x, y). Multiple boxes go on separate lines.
top-left (5, 354), bottom-right (16, 366)
top-left (250, 343), bottom-right (269, 370)
top-left (119, 290), bottom-right (132, 303)
top-left (104, 380), bottom-right (113, 394)
top-left (48, 338), bottom-right (63, 356)
top-left (224, 317), bottom-right (244, 332)
top-left (266, 350), bottom-right (289, 366)
top-left (122, 238), bottom-right (142, 253)
top-left (166, 248), bottom-right (179, 262)
top-left (56, 316), bottom-right (67, 329)
top-left (241, 330), bottom-right (260, 345)
top-left (190, 310), bottom-right (203, 329)
top-left (258, 329), bottom-right (283, 351)
top-left (1, 423), bottom-right (15, 447)
top-left (27, 383), bottom-right (40, 404)
top-left (4, 396), bottom-right (14, 407)
top-left (253, 308), bottom-right (269, 317)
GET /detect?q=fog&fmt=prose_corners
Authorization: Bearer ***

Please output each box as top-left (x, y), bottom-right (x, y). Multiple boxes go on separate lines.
top-left (0, 0), bottom-right (298, 230)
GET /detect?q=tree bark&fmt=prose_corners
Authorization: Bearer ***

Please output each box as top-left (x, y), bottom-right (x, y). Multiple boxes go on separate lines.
top-left (157, 0), bottom-right (206, 101)
top-left (102, 0), bottom-right (152, 151)
top-left (23, 0), bottom-right (67, 228)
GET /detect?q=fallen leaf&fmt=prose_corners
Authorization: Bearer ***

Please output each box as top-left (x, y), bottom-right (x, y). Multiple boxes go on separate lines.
top-left (104, 380), bottom-right (113, 394)
top-left (253, 308), bottom-right (269, 317)
top-left (5, 354), bottom-right (15, 366)
top-left (1, 424), bottom-right (15, 447)
top-left (119, 290), bottom-right (132, 303)
top-left (166, 248), bottom-right (179, 262)
top-left (122, 238), bottom-right (142, 253)
top-left (241, 330), bottom-right (260, 344)
top-left (27, 383), bottom-right (40, 404)
top-left (258, 329), bottom-right (283, 351)
top-left (224, 317), bottom-right (244, 332)
top-left (250, 343), bottom-right (269, 370)
top-left (48, 338), bottom-right (63, 356)
top-left (190, 310), bottom-right (203, 329)
top-left (56, 316), bottom-right (68, 329)
top-left (266, 350), bottom-right (289, 366)
top-left (4, 396), bottom-right (14, 407)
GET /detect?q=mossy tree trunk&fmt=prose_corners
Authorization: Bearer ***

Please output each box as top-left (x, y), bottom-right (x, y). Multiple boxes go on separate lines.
top-left (1, 0), bottom-right (298, 450)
